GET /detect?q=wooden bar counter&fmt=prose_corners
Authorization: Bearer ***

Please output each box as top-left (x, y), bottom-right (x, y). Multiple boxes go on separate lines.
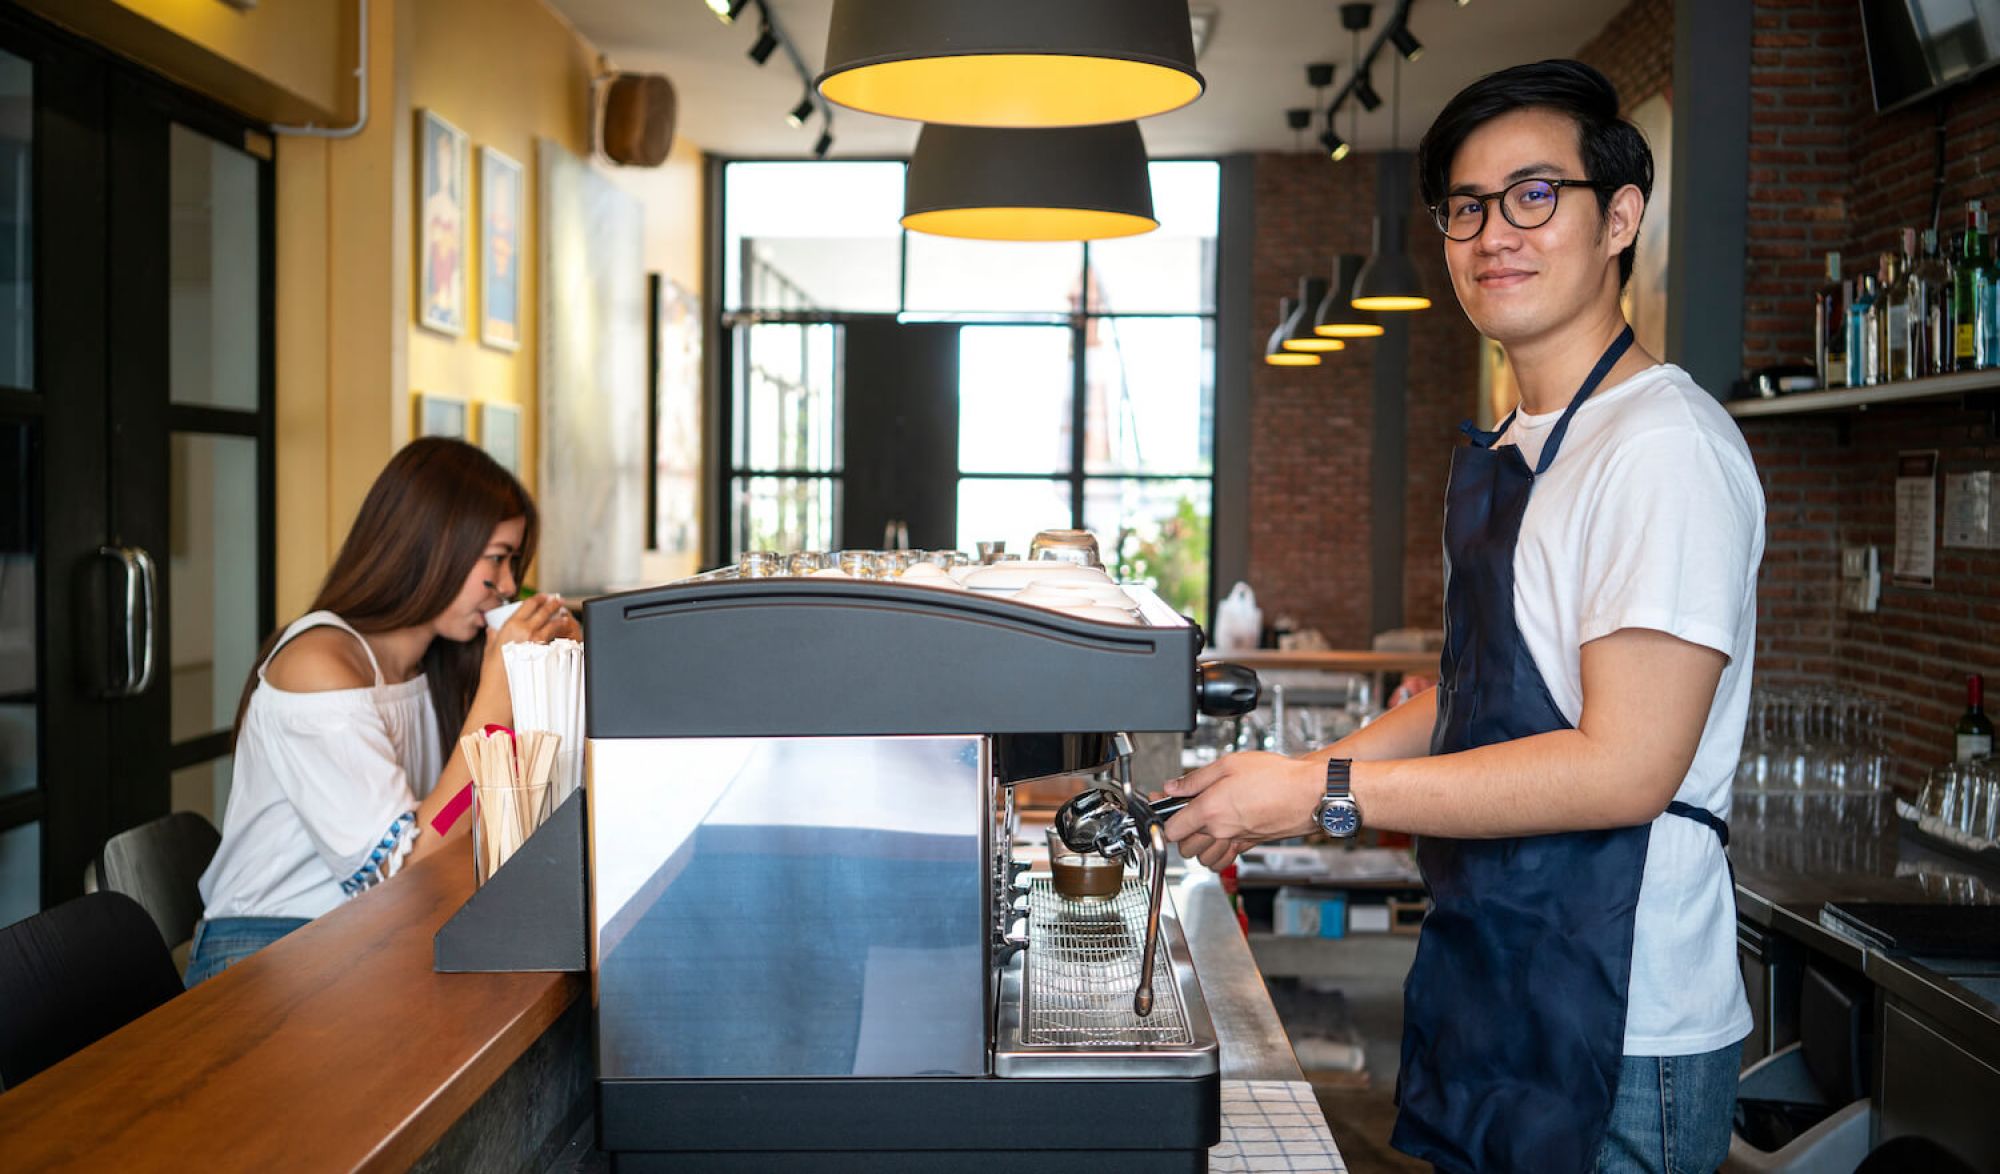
top-left (0, 839), bottom-right (587, 1173)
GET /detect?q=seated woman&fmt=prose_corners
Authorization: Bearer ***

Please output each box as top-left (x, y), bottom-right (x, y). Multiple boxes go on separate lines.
top-left (187, 437), bottom-right (579, 986)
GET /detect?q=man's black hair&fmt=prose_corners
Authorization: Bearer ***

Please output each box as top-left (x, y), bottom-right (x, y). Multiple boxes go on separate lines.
top-left (1416, 59), bottom-right (1654, 288)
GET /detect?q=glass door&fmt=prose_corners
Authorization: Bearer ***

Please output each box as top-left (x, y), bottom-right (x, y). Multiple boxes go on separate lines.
top-left (0, 10), bottom-right (273, 925)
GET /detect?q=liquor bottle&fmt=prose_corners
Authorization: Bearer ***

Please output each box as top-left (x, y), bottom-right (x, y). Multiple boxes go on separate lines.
top-left (1978, 205), bottom-right (2000, 369)
top-left (1880, 244), bottom-right (1912, 382)
top-left (1815, 251), bottom-right (1846, 388)
top-left (1954, 201), bottom-right (1988, 370)
top-left (1847, 272), bottom-right (1877, 388)
top-left (1958, 673), bottom-right (1995, 763)
top-left (1912, 228), bottom-right (1951, 377)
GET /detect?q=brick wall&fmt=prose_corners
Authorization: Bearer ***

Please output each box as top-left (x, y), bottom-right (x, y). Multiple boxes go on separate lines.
top-left (1591, 0), bottom-right (2000, 782)
top-left (1575, 0), bottom-right (1673, 110)
top-left (1245, 153), bottom-right (1479, 646)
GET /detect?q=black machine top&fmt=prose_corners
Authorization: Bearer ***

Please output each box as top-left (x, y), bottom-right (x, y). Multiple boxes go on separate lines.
top-left (581, 578), bottom-right (1205, 738)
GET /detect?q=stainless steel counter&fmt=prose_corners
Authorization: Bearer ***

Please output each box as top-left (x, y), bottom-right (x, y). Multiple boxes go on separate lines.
top-left (1175, 873), bottom-right (1308, 1083)
top-left (1730, 811), bottom-right (2000, 1059)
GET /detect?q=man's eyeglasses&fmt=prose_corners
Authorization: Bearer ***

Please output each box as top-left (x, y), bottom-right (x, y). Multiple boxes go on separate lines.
top-left (1429, 177), bottom-right (1609, 242)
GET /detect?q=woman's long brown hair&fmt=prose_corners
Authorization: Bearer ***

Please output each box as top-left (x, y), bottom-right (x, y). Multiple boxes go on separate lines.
top-left (234, 437), bottom-right (539, 759)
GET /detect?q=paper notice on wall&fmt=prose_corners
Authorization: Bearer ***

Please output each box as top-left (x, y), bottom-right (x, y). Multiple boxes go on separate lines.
top-left (1892, 451), bottom-right (1938, 588)
top-left (1943, 470), bottom-right (1997, 550)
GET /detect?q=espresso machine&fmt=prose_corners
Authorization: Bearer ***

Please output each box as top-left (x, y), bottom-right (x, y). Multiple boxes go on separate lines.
top-left (580, 573), bottom-right (1258, 1173)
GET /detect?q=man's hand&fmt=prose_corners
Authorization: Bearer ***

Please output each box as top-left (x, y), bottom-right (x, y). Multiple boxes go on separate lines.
top-left (1160, 751), bottom-right (1324, 870)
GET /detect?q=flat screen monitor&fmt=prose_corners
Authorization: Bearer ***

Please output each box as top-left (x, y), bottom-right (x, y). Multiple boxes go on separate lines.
top-left (1860, 0), bottom-right (2000, 112)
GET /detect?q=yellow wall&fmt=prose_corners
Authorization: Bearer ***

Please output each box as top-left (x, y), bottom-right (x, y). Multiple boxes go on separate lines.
top-left (403, 0), bottom-right (596, 518)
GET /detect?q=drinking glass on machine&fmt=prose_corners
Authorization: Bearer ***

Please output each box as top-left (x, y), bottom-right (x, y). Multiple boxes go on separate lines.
top-left (1045, 825), bottom-right (1124, 903)
top-left (836, 550), bottom-right (878, 578)
top-left (739, 551), bottom-right (781, 578)
top-left (788, 551), bottom-right (826, 576)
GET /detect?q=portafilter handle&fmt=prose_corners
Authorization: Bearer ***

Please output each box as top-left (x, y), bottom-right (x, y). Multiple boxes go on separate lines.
top-left (1198, 661), bottom-right (1261, 717)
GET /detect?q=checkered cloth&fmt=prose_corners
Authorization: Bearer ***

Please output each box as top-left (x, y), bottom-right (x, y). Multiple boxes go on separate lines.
top-left (1210, 1080), bottom-right (1348, 1172)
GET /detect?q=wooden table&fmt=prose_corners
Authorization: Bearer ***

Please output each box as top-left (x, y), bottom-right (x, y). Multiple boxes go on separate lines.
top-left (0, 838), bottom-right (583, 1172)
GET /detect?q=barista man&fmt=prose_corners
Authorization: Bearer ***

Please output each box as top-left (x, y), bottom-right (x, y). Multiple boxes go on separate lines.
top-left (1164, 61), bottom-right (1764, 1174)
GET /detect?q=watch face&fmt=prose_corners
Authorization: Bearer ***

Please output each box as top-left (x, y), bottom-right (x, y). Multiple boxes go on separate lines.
top-left (1320, 799), bottom-right (1360, 837)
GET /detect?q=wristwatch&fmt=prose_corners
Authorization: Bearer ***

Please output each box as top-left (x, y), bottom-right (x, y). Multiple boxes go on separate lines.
top-left (1316, 758), bottom-right (1361, 838)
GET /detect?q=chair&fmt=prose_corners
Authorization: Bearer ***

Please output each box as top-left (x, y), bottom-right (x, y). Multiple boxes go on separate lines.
top-left (0, 891), bottom-right (183, 1090)
top-left (84, 811), bottom-right (221, 953)
top-left (1724, 963), bottom-right (1873, 1173)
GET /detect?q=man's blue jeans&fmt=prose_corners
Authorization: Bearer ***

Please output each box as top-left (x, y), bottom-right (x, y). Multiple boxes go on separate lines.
top-left (1594, 1044), bottom-right (1741, 1174)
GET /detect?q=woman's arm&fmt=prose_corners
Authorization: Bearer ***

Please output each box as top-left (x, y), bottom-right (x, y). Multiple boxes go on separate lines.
top-left (410, 593), bottom-right (576, 859)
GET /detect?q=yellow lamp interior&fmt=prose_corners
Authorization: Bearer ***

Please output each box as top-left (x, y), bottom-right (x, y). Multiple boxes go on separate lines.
top-left (1351, 295), bottom-right (1433, 311)
top-left (822, 55), bottom-right (1202, 127)
top-left (1281, 337), bottom-right (1346, 352)
top-left (902, 206), bottom-right (1158, 242)
top-left (1265, 352), bottom-right (1321, 366)
top-left (1314, 322), bottom-right (1386, 338)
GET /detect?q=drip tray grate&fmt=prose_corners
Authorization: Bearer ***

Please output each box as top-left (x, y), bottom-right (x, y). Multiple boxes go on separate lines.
top-left (1023, 878), bottom-right (1193, 1047)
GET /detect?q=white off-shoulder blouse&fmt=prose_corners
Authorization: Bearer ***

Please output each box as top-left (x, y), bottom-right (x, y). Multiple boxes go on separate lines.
top-left (198, 611), bottom-right (443, 920)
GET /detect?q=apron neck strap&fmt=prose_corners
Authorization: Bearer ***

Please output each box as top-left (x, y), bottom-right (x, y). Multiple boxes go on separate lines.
top-left (1533, 324), bottom-right (1635, 475)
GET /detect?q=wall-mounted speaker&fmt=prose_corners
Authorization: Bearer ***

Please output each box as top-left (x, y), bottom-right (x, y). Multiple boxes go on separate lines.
top-left (601, 73), bottom-right (676, 167)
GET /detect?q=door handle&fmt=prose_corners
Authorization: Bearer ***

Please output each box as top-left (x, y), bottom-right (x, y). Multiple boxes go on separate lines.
top-left (97, 544), bottom-right (158, 697)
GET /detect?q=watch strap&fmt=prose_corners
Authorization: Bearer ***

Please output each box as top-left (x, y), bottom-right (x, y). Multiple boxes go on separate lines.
top-left (1325, 757), bottom-right (1352, 802)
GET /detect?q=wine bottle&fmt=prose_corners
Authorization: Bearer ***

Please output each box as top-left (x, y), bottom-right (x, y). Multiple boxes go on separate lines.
top-left (1815, 251), bottom-right (1846, 388)
top-left (1955, 201), bottom-right (1988, 369)
top-left (1959, 673), bottom-right (1995, 763)
top-left (1977, 205), bottom-right (2000, 369)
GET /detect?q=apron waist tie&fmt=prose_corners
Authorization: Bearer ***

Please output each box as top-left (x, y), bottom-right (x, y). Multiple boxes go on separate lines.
top-left (1665, 800), bottom-right (1730, 847)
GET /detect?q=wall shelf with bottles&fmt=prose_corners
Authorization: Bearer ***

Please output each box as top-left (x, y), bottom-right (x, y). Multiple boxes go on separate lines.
top-left (1726, 367), bottom-right (2000, 420)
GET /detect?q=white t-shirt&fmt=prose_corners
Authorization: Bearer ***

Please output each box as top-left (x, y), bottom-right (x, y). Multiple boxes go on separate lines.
top-left (199, 612), bottom-right (442, 921)
top-left (1496, 362), bottom-right (1761, 1056)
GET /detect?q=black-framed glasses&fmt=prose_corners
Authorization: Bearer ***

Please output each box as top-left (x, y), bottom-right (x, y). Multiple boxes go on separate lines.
top-left (1429, 177), bottom-right (1608, 241)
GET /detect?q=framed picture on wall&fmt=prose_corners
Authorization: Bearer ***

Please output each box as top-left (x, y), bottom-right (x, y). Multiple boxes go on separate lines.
top-left (478, 400), bottom-right (523, 477)
top-left (414, 391), bottom-right (468, 440)
top-left (480, 147), bottom-right (524, 351)
top-left (418, 110), bottom-right (468, 336)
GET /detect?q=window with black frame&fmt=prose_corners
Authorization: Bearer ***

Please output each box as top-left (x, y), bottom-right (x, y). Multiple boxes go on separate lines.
top-left (717, 159), bottom-right (1219, 625)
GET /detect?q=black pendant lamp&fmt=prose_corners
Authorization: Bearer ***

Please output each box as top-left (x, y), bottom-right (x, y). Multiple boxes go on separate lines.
top-left (1351, 50), bottom-right (1431, 312)
top-left (902, 122), bottom-right (1157, 241)
top-left (1351, 212), bottom-right (1431, 312)
top-left (1265, 298), bottom-right (1321, 366)
top-left (1314, 254), bottom-right (1385, 338)
top-left (818, 0), bottom-right (1205, 128)
top-left (1281, 277), bottom-right (1346, 353)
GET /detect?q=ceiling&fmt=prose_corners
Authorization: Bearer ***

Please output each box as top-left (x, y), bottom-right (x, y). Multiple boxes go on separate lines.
top-left (549, 0), bottom-right (1631, 159)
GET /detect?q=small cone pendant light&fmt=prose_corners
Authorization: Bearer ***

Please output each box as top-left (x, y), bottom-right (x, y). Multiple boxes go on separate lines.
top-left (819, 0), bottom-right (1205, 129)
top-left (1266, 298), bottom-right (1321, 366)
top-left (902, 123), bottom-right (1157, 242)
top-left (1314, 254), bottom-right (1385, 337)
top-left (1281, 277), bottom-right (1346, 352)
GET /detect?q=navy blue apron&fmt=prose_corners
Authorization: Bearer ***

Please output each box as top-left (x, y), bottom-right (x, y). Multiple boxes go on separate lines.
top-left (1389, 326), bottom-right (1729, 1173)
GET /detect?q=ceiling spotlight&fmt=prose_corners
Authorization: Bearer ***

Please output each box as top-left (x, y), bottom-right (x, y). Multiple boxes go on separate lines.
top-left (788, 94), bottom-right (816, 128)
top-left (707, 0), bottom-right (751, 24)
top-left (1353, 73), bottom-right (1382, 112)
top-left (1389, 24), bottom-right (1423, 61)
top-left (1305, 62), bottom-right (1335, 89)
top-left (748, 25), bottom-right (779, 65)
top-left (1320, 128), bottom-right (1350, 162)
top-left (813, 130), bottom-right (834, 158)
